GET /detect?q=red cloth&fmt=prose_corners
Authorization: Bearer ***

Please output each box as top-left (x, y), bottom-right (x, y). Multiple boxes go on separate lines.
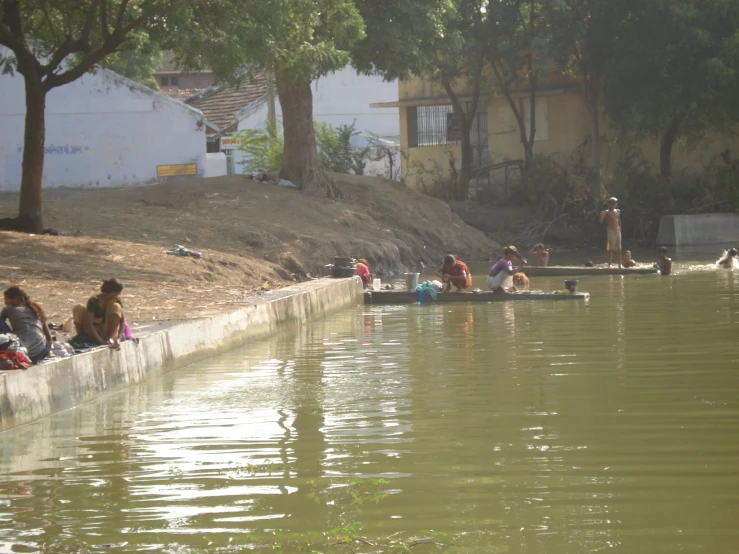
top-left (0, 350), bottom-right (31, 370)
top-left (356, 263), bottom-right (371, 285)
top-left (440, 261), bottom-right (472, 288)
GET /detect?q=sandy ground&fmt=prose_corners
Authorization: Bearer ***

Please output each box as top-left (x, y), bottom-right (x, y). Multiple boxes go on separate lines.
top-left (0, 173), bottom-right (498, 331)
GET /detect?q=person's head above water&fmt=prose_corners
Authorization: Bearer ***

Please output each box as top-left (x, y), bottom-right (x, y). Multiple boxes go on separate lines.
top-left (607, 197), bottom-right (618, 206)
top-left (443, 255), bottom-right (456, 267)
top-left (729, 248), bottom-right (738, 257)
top-left (532, 243), bottom-right (545, 252)
top-left (658, 246), bottom-right (669, 257)
top-left (623, 250), bottom-right (633, 259)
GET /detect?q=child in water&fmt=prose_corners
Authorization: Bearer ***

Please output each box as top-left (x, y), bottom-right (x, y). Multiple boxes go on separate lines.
top-left (529, 243), bottom-right (550, 267)
top-left (717, 248), bottom-right (738, 269)
top-left (621, 250), bottom-right (637, 268)
top-left (655, 247), bottom-right (672, 275)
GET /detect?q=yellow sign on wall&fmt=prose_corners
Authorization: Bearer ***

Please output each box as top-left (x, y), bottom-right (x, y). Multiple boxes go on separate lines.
top-left (157, 163), bottom-right (198, 177)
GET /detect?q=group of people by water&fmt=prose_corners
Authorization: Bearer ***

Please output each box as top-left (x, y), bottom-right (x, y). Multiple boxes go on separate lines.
top-left (0, 278), bottom-right (128, 368)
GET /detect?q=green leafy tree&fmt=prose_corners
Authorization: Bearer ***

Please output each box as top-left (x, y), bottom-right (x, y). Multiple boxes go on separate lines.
top-left (169, 0), bottom-right (365, 198)
top-left (354, 0), bottom-right (489, 200)
top-left (544, 0), bottom-right (616, 204)
top-left (603, 0), bottom-right (739, 181)
top-left (485, 0), bottom-right (562, 169)
top-left (0, 0), bottom-right (178, 233)
top-left (100, 31), bottom-right (162, 89)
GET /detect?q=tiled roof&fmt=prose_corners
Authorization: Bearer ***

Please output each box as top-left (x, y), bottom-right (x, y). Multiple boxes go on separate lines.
top-left (159, 88), bottom-right (206, 102)
top-left (186, 73), bottom-right (269, 135)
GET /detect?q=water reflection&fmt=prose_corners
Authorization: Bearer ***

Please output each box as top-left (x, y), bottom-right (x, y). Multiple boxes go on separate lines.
top-left (1, 270), bottom-right (739, 552)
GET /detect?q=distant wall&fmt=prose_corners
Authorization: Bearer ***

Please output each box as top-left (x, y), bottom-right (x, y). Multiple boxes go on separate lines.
top-left (204, 152), bottom-right (227, 177)
top-left (657, 214), bottom-right (739, 246)
top-left (0, 64), bottom-right (207, 191)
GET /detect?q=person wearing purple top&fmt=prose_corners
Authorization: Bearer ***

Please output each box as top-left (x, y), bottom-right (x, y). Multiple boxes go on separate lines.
top-left (488, 246), bottom-right (524, 293)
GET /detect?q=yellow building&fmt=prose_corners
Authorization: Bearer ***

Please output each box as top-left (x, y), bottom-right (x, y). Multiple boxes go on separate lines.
top-left (372, 74), bottom-right (737, 197)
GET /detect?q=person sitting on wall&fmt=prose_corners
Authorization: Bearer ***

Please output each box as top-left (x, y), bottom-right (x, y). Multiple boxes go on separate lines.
top-left (355, 258), bottom-right (372, 288)
top-left (529, 243), bottom-right (550, 267)
top-left (71, 278), bottom-right (126, 350)
top-left (436, 255), bottom-right (472, 292)
top-left (1, 286), bottom-right (52, 364)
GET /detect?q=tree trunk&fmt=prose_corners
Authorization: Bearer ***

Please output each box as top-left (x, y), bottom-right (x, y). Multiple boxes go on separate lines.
top-left (660, 113), bottom-right (685, 182)
top-left (276, 75), bottom-right (338, 198)
top-left (17, 79), bottom-right (47, 233)
top-left (459, 123), bottom-right (474, 201)
top-left (585, 74), bottom-right (602, 207)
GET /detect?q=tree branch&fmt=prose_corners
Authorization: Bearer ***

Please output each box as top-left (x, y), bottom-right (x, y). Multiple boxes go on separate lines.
top-left (116, 0), bottom-right (132, 32)
top-left (80, 0), bottom-right (101, 47)
top-left (101, 0), bottom-right (109, 39)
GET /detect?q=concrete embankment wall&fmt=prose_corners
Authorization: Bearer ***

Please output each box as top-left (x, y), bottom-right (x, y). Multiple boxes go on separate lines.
top-left (0, 277), bottom-right (363, 432)
top-left (657, 214), bottom-right (739, 246)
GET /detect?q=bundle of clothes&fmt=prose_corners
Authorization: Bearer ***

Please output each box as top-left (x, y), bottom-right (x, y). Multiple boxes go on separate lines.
top-left (0, 333), bottom-right (32, 370)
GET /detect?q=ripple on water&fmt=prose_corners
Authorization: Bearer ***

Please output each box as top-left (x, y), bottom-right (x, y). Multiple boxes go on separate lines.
top-left (1, 271), bottom-right (739, 553)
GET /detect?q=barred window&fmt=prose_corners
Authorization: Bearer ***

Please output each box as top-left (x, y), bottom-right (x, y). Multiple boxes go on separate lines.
top-left (407, 105), bottom-right (458, 147)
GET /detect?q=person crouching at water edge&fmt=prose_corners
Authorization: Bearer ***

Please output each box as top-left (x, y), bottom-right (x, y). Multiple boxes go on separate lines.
top-left (355, 258), bottom-right (372, 288)
top-left (436, 255), bottom-right (472, 292)
top-left (488, 246), bottom-right (525, 294)
top-left (71, 278), bottom-right (126, 350)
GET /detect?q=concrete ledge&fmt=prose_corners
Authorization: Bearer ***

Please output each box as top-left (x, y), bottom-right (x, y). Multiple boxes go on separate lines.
top-left (0, 277), bottom-right (363, 432)
top-left (657, 214), bottom-right (739, 246)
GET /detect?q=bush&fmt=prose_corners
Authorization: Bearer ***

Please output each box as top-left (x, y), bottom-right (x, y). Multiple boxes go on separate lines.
top-left (236, 120), bottom-right (368, 175)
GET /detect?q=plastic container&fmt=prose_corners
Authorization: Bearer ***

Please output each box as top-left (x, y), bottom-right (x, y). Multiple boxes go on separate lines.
top-left (373, 278), bottom-right (381, 290)
top-left (417, 288), bottom-right (425, 303)
top-left (564, 279), bottom-right (579, 293)
top-left (405, 272), bottom-right (420, 291)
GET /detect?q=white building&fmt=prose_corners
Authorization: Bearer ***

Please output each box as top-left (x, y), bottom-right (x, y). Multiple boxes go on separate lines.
top-left (187, 66), bottom-right (400, 178)
top-left (0, 65), bottom-right (217, 191)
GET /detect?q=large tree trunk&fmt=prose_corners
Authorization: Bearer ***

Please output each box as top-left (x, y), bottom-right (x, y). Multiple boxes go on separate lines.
top-left (16, 78), bottom-right (47, 233)
top-left (660, 113), bottom-right (685, 182)
top-left (276, 75), bottom-right (338, 198)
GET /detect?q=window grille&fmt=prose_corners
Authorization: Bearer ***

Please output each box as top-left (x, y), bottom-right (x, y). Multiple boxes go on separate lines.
top-left (407, 105), bottom-right (455, 147)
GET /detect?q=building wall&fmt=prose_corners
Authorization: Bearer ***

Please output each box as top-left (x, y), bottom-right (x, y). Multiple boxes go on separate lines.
top-left (0, 67), bottom-right (207, 191)
top-left (399, 75), bottom-right (739, 190)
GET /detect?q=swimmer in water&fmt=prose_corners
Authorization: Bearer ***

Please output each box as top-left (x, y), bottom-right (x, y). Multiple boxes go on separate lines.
top-left (717, 248), bottom-right (738, 269)
top-left (621, 250), bottom-right (637, 268)
top-left (655, 246), bottom-right (672, 275)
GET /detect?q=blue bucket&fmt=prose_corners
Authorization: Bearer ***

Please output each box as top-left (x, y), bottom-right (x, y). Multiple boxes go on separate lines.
top-left (564, 279), bottom-right (579, 293)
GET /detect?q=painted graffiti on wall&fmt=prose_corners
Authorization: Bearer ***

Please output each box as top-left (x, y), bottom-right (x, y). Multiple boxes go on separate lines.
top-left (16, 145), bottom-right (89, 155)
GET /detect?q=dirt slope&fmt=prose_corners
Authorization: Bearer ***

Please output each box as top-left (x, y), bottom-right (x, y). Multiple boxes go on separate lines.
top-left (0, 174), bottom-right (498, 326)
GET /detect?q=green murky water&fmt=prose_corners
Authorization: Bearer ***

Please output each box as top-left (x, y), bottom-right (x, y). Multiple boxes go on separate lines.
top-left (2, 254), bottom-right (739, 553)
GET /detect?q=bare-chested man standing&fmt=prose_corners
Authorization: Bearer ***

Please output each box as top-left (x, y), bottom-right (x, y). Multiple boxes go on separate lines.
top-left (599, 197), bottom-right (622, 268)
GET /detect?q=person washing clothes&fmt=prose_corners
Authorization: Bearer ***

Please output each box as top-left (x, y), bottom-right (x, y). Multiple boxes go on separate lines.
top-left (488, 246), bottom-right (525, 294)
top-left (436, 255), bottom-right (472, 292)
top-left (71, 278), bottom-right (126, 350)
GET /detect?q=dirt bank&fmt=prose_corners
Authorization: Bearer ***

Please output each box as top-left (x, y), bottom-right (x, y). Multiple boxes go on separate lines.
top-left (0, 173), bottom-right (498, 327)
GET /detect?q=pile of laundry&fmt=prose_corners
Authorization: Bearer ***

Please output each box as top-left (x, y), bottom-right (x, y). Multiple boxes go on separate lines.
top-left (166, 244), bottom-right (203, 259)
top-left (0, 333), bottom-right (31, 370)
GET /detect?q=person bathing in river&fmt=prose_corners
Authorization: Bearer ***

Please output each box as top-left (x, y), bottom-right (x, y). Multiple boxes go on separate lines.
top-left (655, 247), bottom-right (672, 275)
top-left (488, 246), bottom-right (524, 294)
top-left (529, 243), bottom-right (549, 267)
top-left (355, 258), bottom-right (372, 288)
top-left (436, 255), bottom-right (472, 292)
top-left (599, 197), bottom-right (622, 268)
top-left (71, 278), bottom-right (126, 350)
top-left (717, 248), bottom-right (738, 269)
top-left (621, 250), bottom-right (637, 268)
top-left (1, 287), bottom-right (52, 363)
